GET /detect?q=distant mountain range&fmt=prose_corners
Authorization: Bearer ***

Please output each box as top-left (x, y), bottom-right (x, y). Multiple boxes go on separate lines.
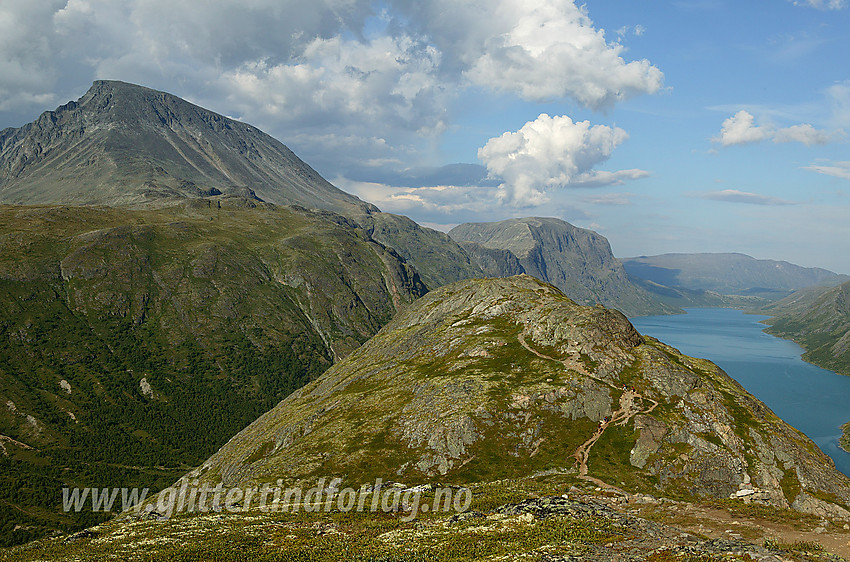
top-left (623, 253), bottom-right (848, 300)
top-left (449, 218), bottom-right (678, 317)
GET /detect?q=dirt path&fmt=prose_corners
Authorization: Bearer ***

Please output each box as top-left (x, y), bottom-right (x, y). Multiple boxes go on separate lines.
top-left (628, 500), bottom-right (850, 560)
top-left (517, 330), bottom-right (657, 488)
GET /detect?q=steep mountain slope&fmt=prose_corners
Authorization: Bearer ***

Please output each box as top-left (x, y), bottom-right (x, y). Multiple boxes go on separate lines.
top-left (358, 212), bottom-right (483, 289)
top-left (184, 275), bottom-right (850, 519)
top-left (761, 281), bottom-right (850, 376)
top-left (623, 253), bottom-right (849, 298)
top-left (0, 80), bottom-right (481, 289)
top-left (0, 81), bottom-right (373, 215)
top-left (455, 239), bottom-right (526, 278)
top-left (449, 218), bottom-right (678, 317)
top-left (0, 201), bottom-right (425, 545)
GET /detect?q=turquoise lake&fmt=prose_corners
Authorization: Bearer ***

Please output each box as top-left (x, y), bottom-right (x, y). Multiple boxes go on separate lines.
top-left (631, 308), bottom-right (850, 477)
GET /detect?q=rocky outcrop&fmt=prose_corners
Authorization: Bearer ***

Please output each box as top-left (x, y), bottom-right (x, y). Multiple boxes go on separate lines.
top-left (630, 414), bottom-right (667, 468)
top-left (181, 275), bottom-right (850, 517)
top-left (455, 240), bottom-right (525, 278)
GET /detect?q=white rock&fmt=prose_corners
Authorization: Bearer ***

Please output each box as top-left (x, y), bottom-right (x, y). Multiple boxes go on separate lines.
top-left (139, 377), bottom-right (153, 398)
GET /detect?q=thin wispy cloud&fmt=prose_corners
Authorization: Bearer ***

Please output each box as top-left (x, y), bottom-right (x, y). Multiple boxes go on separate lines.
top-left (828, 81), bottom-right (850, 127)
top-left (792, 0), bottom-right (846, 9)
top-left (694, 189), bottom-right (796, 206)
top-left (803, 161), bottom-right (850, 180)
top-left (584, 193), bottom-right (639, 205)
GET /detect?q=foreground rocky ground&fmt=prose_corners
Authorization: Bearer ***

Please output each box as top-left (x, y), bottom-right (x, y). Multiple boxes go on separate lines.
top-left (3, 474), bottom-right (848, 561)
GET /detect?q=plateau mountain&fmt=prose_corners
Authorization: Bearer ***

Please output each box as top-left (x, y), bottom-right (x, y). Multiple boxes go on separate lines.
top-left (623, 253), bottom-right (848, 305)
top-left (449, 218), bottom-right (678, 317)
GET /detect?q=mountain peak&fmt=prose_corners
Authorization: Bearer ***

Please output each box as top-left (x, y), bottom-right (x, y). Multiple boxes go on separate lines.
top-left (0, 80), bottom-right (376, 214)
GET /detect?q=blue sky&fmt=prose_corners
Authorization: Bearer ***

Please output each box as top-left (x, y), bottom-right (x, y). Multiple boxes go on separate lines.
top-left (1, 0), bottom-right (848, 272)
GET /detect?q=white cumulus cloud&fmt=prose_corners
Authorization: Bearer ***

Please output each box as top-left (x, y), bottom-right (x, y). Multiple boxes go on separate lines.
top-left (477, 113), bottom-right (647, 206)
top-left (713, 111), bottom-right (772, 146)
top-left (216, 33), bottom-right (448, 170)
top-left (0, 0), bottom-right (663, 179)
top-left (713, 110), bottom-right (841, 147)
top-left (458, 0), bottom-right (663, 107)
top-left (0, 0), bottom-right (66, 111)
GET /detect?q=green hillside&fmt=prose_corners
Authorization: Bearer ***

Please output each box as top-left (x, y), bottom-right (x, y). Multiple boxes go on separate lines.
top-left (0, 200), bottom-right (424, 545)
top-left (181, 276), bottom-right (850, 519)
top-left (761, 281), bottom-right (850, 376)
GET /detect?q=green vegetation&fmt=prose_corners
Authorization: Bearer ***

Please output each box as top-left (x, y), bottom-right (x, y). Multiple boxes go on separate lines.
top-left (705, 499), bottom-right (819, 527)
top-left (761, 281), bottom-right (850, 376)
top-left (763, 538), bottom-right (825, 553)
top-left (0, 202), bottom-right (423, 546)
top-left (0, 475), bottom-right (621, 562)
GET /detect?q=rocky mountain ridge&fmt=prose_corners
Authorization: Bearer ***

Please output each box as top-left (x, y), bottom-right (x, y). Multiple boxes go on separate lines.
top-left (180, 275), bottom-right (850, 521)
top-left (0, 81), bottom-right (373, 214)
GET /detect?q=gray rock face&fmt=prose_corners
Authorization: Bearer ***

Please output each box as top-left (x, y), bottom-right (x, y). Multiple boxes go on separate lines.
top-left (792, 492), bottom-right (850, 520)
top-left (0, 80), bottom-right (375, 215)
top-left (455, 240), bottom-right (526, 278)
top-left (449, 217), bottom-right (678, 317)
top-left (630, 415), bottom-right (667, 468)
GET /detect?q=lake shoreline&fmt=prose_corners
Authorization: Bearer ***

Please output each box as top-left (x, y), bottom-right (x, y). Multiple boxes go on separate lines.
top-left (632, 307), bottom-right (850, 476)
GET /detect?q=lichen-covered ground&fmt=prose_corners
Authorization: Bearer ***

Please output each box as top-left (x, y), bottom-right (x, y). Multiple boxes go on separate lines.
top-left (4, 474), bottom-right (848, 561)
